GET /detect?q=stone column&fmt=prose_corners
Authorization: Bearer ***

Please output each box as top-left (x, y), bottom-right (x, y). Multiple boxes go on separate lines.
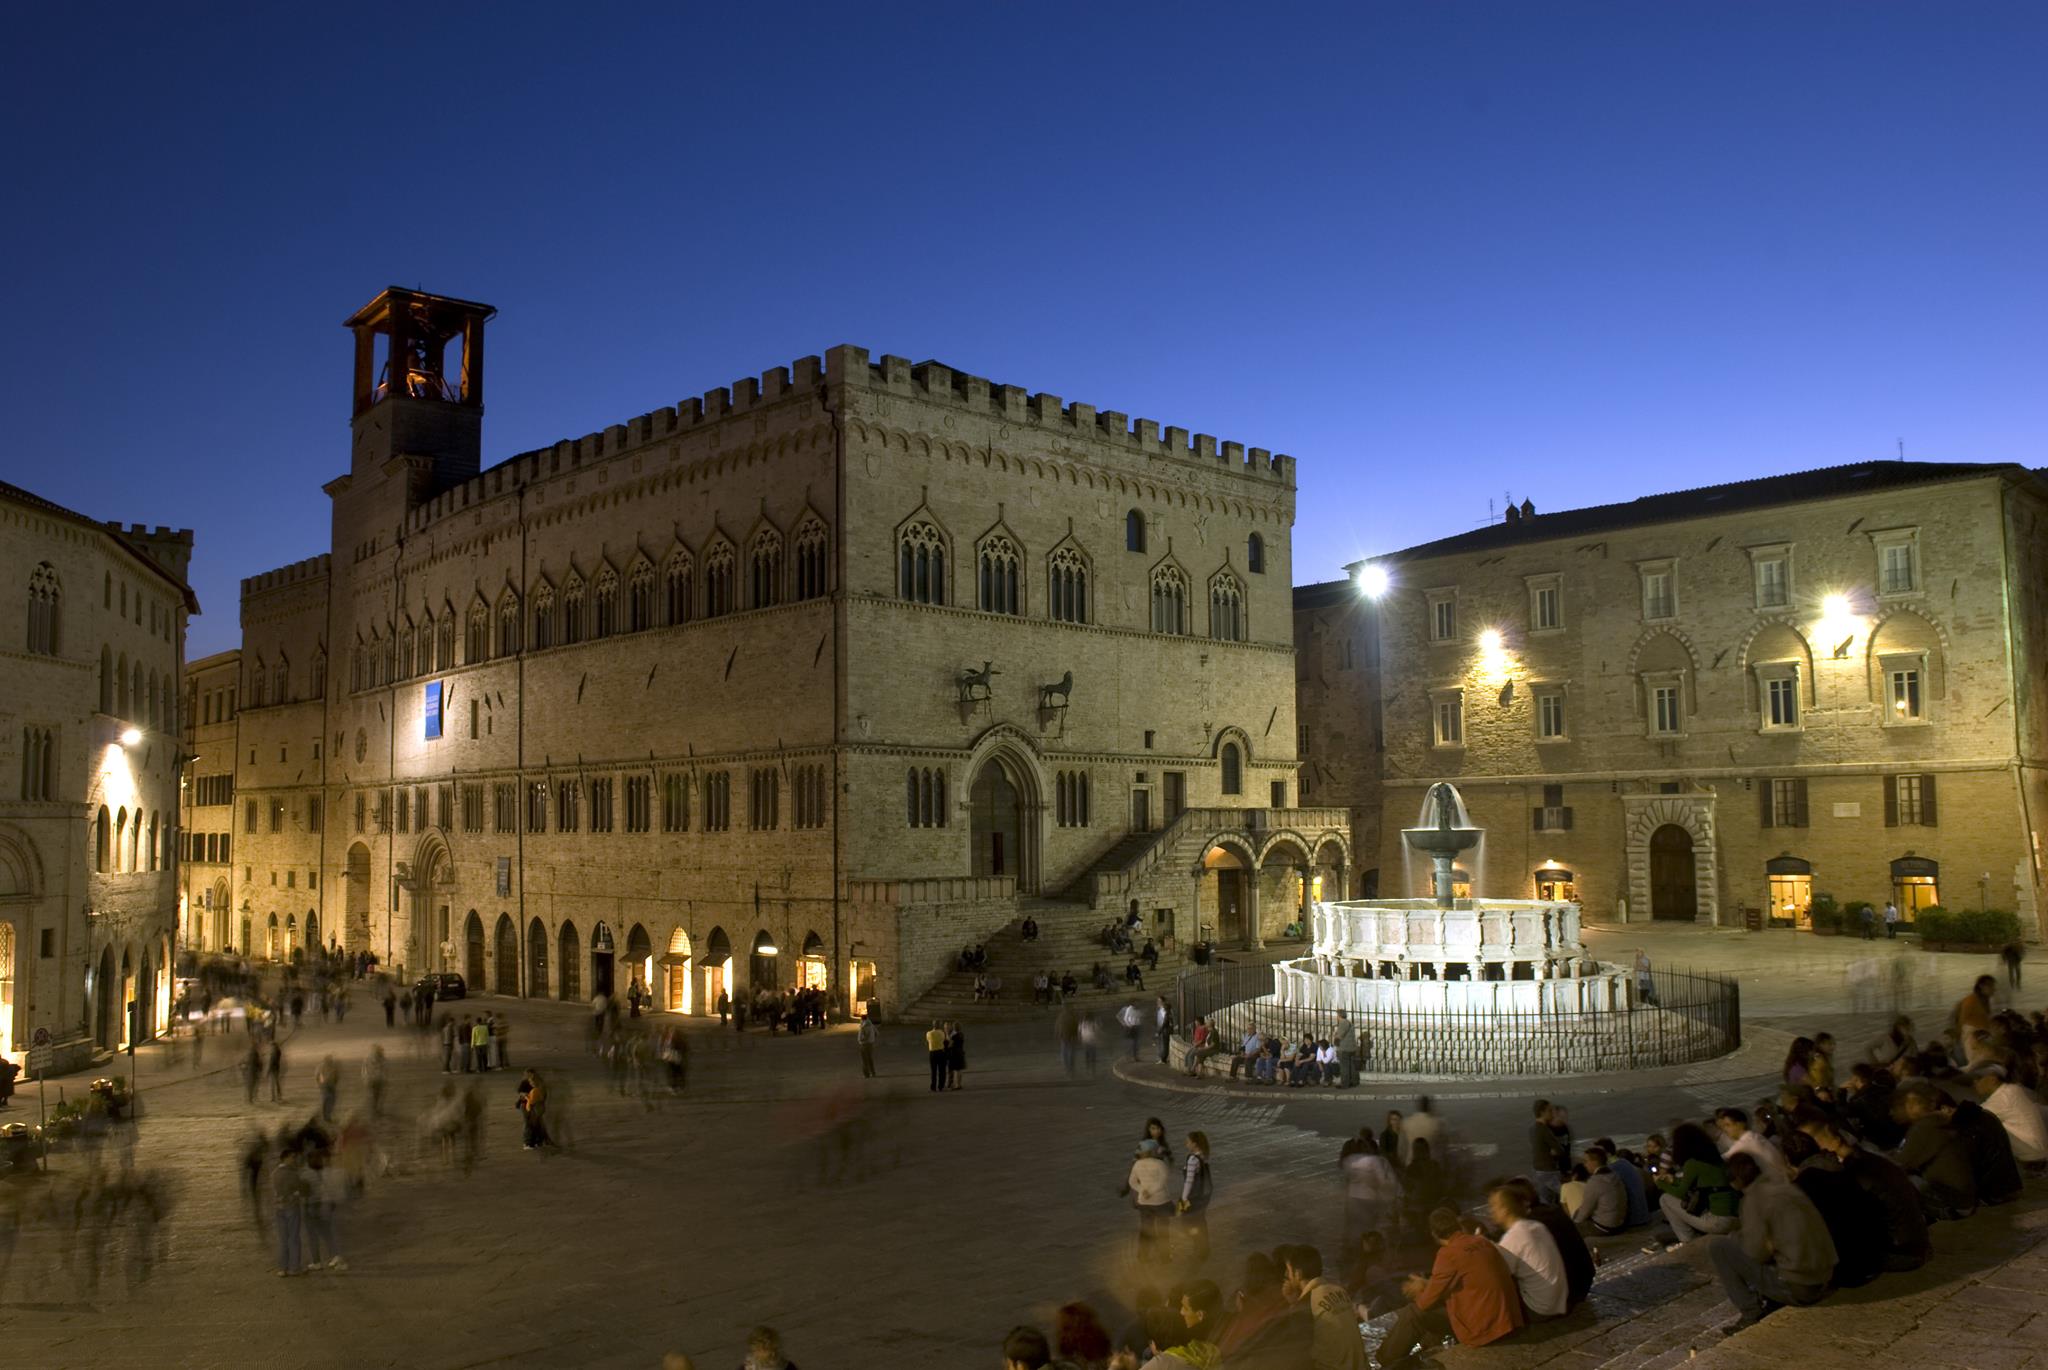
top-left (1245, 869), bottom-right (1263, 950)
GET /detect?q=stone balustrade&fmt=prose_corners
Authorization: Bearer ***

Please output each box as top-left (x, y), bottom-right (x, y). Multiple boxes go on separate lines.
top-left (1270, 956), bottom-right (1633, 1015)
top-left (1308, 898), bottom-right (1583, 979)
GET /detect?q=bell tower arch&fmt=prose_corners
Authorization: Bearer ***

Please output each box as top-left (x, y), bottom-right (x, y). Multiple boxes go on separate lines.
top-left (343, 286), bottom-right (495, 493)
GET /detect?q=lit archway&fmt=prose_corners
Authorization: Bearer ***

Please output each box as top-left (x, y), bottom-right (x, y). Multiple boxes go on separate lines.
top-left (664, 926), bottom-right (694, 1013)
top-left (703, 927), bottom-right (732, 1016)
top-left (557, 921), bottom-right (581, 1001)
top-left (625, 924), bottom-right (652, 1001)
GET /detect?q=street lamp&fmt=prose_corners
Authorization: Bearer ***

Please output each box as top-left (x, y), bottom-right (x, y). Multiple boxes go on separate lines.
top-left (1355, 564), bottom-right (1390, 598)
top-left (119, 727), bottom-right (142, 747)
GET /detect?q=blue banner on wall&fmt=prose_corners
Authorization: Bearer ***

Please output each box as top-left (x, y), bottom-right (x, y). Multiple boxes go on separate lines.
top-left (424, 681), bottom-right (442, 740)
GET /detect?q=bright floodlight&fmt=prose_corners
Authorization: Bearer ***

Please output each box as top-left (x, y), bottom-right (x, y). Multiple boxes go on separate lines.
top-left (1356, 564), bottom-right (1390, 598)
top-left (119, 728), bottom-right (143, 747)
top-left (1478, 627), bottom-right (1504, 653)
top-left (1822, 593), bottom-right (1850, 619)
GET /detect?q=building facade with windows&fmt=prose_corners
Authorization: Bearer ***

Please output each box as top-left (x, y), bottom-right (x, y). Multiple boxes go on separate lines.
top-left (177, 650), bottom-right (240, 954)
top-left (1309, 461), bottom-right (2048, 936)
top-left (0, 480), bottom-right (194, 1075)
top-left (216, 288), bottom-right (1344, 1017)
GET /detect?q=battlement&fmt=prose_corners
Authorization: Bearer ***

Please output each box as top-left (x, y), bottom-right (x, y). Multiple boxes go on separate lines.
top-left (240, 553), bottom-right (333, 598)
top-left (109, 523), bottom-right (197, 584)
top-left (825, 344), bottom-right (1295, 485)
top-left (107, 523), bottom-right (195, 543)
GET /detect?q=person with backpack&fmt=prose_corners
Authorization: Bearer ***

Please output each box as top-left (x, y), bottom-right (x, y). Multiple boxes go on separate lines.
top-left (1177, 1130), bottom-right (1214, 1263)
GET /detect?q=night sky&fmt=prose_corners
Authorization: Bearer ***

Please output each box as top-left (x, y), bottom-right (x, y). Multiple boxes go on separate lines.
top-left (4, 3), bottom-right (2041, 656)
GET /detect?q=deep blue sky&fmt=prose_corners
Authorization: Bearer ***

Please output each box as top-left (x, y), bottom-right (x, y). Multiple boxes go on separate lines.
top-left (4, 3), bottom-right (2042, 656)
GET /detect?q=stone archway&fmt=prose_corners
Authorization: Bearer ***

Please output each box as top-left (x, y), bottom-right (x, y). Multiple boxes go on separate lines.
top-left (343, 844), bottom-right (371, 956)
top-left (1623, 793), bottom-right (1719, 925)
top-left (963, 726), bottom-right (1047, 893)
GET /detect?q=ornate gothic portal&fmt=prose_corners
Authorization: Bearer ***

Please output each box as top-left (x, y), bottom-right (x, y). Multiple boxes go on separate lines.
top-left (1623, 793), bottom-right (1719, 925)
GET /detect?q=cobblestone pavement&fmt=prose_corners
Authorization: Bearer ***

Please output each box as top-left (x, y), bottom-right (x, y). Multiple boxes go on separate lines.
top-left (0, 924), bottom-right (2035, 1369)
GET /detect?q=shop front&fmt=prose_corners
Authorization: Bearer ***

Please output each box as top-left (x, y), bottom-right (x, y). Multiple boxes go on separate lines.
top-left (1766, 856), bottom-right (1813, 928)
top-left (1891, 856), bottom-right (1939, 920)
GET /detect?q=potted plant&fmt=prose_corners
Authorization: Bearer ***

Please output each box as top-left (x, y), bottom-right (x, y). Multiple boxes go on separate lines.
top-left (1807, 893), bottom-right (1842, 935)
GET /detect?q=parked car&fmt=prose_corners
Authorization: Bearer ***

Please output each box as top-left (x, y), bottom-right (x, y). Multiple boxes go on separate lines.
top-left (415, 973), bottom-right (467, 1001)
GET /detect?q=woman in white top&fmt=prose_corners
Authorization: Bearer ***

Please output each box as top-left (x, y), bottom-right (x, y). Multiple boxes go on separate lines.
top-left (1487, 1182), bottom-right (1569, 1317)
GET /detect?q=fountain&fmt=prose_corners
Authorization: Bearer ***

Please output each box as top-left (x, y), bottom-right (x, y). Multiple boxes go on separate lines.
top-left (1197, 782), bottom-right (1736, 1076)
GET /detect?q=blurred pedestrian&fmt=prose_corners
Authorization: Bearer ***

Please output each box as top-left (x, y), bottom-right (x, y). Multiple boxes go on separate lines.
top-left (270, 1146), bottom-right (306, 1276)
top-left (857, 1015), bottom-right (878, 1078)
top-left (364, 1046), bottom-right (387, 1118)
top-left (315, 1055), bottom-right (339, 1122)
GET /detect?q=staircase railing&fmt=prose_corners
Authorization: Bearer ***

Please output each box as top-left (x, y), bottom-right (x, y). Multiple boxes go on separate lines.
top-left (1082, 805), bottom-right (1354, 906)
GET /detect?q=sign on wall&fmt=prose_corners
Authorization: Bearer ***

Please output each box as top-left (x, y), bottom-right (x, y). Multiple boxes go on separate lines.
top-left (423, 681), bottom-right (443, 740)
top-left (496, 857), bottom-right (511, 897)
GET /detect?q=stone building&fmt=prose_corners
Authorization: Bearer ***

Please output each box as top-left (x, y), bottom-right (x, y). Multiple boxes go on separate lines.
top-left (176, 649), bottom-right (240, 953)
top-left (214, 287), bottom-right (1346, 1016)
top-left (1302, 461), bottom-right (2048, 936)
top-left (0, 479), bottom-right (194, 1074)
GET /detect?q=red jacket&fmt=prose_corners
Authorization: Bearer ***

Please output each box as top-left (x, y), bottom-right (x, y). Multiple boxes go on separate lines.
top-left (1413, 1233), bottom-right (1524, 1347)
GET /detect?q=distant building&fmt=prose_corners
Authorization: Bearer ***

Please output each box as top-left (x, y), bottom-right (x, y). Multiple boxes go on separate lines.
top-left (1300, 461), bottom-right (2048, 936)
top-left (1, 480), bottom-right (194, 1074)
top-left (207, 288), bottom-right (1346, 1016)
top-left (176, 649), bottom-right (240, 953)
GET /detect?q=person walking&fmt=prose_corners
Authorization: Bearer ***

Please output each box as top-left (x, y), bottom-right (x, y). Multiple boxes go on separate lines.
top-left (1859, 903), bottom-right (1877, 939)
top-left (1528, 1100), bottom-right (1567, 1203)
top-left (242, 1040), bottom-right (262, 1104)
top-left (315, 1055), bottom-right (339, 1122)
top-left (381, 986), bottom-right (396, 1027)
top-left (1055, 1003), bottom-right (1080, 1076)
top-left (266, 1037), bottom-right (285, 1102)
top-left (1119, 1001), bottom-right (1144, 1061)
top-left (1122, 1138), bottom-right (1175, 1264)
top-left (1178, 1130), bottom-right (1214, 1263)
top-left (2001, 942), bottom-right (2024, 991)
top-left (303, 1148), bottom-right (346, 1271)
top-left (270, 1146), bottom-right (307, 1277)
top-left (1154, 995), bottom-right (1174, 1065)
top-left (716, 989), bottom-right (730, 1027)
top-left (494, 1014), bottom-right (510, 1069)
top-left (856, 1015), bottom-right (878, 1078)
top-left (1079, 1010), bottom-right (1101, 1076)
top-left (518, 1069), bottom-right (551, 1150)
top-left (440, 1014), bottom-right (457, 1072)
top-left (1883, 900), bottom-right (1901, 939)
top-left (364, 1045), bottom-right (388, 1118)
top-left (924, 1020), bottom-right (948, 1092)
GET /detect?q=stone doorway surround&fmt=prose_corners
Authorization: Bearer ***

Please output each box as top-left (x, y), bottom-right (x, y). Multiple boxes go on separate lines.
top-left (1622, 790), bottom-right (1719, 925)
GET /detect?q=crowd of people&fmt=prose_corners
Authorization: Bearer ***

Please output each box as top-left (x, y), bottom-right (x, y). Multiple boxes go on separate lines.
top-left (710, 984), bottom-right (830, 1034)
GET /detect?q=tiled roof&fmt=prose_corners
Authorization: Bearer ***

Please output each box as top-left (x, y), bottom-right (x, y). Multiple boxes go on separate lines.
top-left (1358, 460), bottom-right (2028, 566)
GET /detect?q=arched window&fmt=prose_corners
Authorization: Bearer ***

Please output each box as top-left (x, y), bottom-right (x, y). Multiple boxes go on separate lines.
top-left (907, 767), bottom-right (948, 827)
top-left (466, 607), bottom-right (489, 663)
top-left (1247, 532), bottom-right (1265, 574)
top-left (749, 530), bottom-right (783, 609)
top-left (310, 650), bottom-right (327, 697)
top-left (1210, 572), bottom-right (1245, 642)
top-left (397, 621), bottom-right (417, 679)
top-left (664, 553), bottom-right (692, 626)
top-left (1055, 770), bottom-right (1091, 827)
top-left (114, 807), bottom-right (129, 873)
top-left (898, 521), bottom-right (947, 605)
top-left (272, 656), bottom-right (289, 703)
top-left (350, 642), bottom-right (364, 692)
top-left (1220, 742), bottom-right (1243, 796)
top-left (704, 543), bottom-right (736, 617)
top-left (26, 562), bottom-right (60, 654)
top-left (1126, 509), bottom-right (1146, 553)
top-left (96, 805), bottom-right (110, 871)
top-left (498, 591), bottom-right (522, 656)
top-left (1150, 565), bottom-right (1187, 634)
top-left (560, 576), bottom-right (587, 645)
top-left (627, 562), bottom-right (655, 631)
top-left (531, 584), bottom-right (557, 650)
top-left (592, 569), bottom-right (620, 639)
top-left (248, 657), bottom-right (266, 709)
top-left (436, 608), bottom-right (455, 668)
top-left (793, 518), bottom-right (828, 600)
top-left (978, 533), bottom-right (1021, 615)
top-left (1048, 546), bottom-right (1088, 624)
top-left (147, 812), bottom-right (159, 871)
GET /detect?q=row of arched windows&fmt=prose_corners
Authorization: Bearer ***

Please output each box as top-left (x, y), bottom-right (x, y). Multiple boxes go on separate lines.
top-left (351, 522), bottom-right (832, 690)
top-left (26, 562), bottom-right (60, 655)
top-left (98, 646), bottom-right (175, 729)
top-left (1126, 509), bottom-right (1267, 575)
top-left (95, 804), bottom-right (170, 874)
top-left (907, 768), bottom-right (949, 828)
top-left (898, 517), bottom-right (1247, 637)
top-left (1055, 770), bottom-right (1091, 827)
top-left (19, 727), bottom-right (54, 800)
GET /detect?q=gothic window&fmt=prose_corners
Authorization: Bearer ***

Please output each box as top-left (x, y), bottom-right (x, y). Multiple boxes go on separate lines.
top-left (561, 575), bottom-right (587, 645)
top-left (349, 643), bottom-right (363, 693)
top-left (272, 656), bottom-right (289, 703)
top-left (1220, 742), bottom-right (1243, 795)
top-left (498, 591), bottom-right (522, 656)
top-left (248, 656), bottom-right (266, 709)
top-left (663, 553), bottom-right (692, 626)
top-left (793, 517), bottom-right (828, 600)
top-left (466, 607), bottom-right (489, 663)
top-left (704, 543), bottom-right (736, 617)
top-left (1048, 546), bottom-right (1088, 624)
top-left (906, 767), bottom-right (949, 827)
top-left (627, 562), bottom-right (655, 632)
top-left (1150, 565), bottom-right (1188, 634)
top-left (898, 520), bottom-right (947, 605)
top-left (1209, 571), bottom-right (1245, 642)
top-left (436, 607), bottom-right (456, 667)
top-left (19, 727), bottom-right (55, 801)
top-left (531, 584), bottom-right (556, 651)
top-left (26, 562), bottom-right (59, 655)
top-left (749, 529), bottom-right (783, 609)
top-left (1247, 532), bottom-right (1265, 575)
top-left (397, 622), bottom-right (417, 679)
top-left (977, 533), bottom-right (1021, 615)
top-left (310, 650), bottom-right (326, 697)
top-left (1055, 770), bottom-right (1091, 826)
top-left (96, 805), bottom-right (110, 871)
top-left (1126, 509), bottom-right (1146, 553)
top-left (592, 568), bottom-right (620, 639)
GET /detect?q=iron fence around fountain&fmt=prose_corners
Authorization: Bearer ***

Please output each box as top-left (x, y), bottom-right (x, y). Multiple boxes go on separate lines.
top-left (1176, 962), bottom-right (1742, 1077)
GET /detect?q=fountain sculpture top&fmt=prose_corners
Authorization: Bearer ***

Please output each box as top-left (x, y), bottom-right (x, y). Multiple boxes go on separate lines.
top-left (1403, 781), bottom-right (1482, 909)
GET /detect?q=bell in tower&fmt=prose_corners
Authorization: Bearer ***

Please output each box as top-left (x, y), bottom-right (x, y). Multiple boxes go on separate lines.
top-left (344, 287), bottom-right (496, 494)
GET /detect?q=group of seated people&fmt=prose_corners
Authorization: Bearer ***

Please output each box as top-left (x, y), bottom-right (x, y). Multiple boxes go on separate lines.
top-left (955, 943), bottom-right (990, 974)
top-left (1223, 1028), bottom-right (1346, 1087)
top-left (1099, 910), bottom-right (1146, 954)
top-left (971, 971), bottom-right (1005, 1001)
top-left (1031, 969), bottom-right (1081, 1004)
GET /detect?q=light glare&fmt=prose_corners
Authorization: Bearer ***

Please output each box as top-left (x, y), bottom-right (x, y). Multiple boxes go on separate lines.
top-left (1479, 628), bottom-right (1504, 653)
top-left (1356, 564), bottom-right (1390, 598)
top-left (119, 727), bottom-right (143, 746)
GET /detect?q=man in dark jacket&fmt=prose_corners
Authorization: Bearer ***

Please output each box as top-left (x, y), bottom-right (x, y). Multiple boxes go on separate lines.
top-left (1786, 1134), bottom-right (1886, 1287)
top-left (1944, 1096), bottom-right (2023, 1205)
top-left (1800, 1117), bottom-right (1929, 1271)
top-left (1892, 1084), bottom-right (1977, 1220)
top-left (1528, 1100), bottom-right (1567, 1204)
top-left (1512, 1178), bottom-right (1593, 1309)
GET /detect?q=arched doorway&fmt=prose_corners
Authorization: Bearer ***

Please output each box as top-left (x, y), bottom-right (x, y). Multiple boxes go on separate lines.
top-left (266, 914), bottom-right (280, 960)
top-left (119, 947), bottom-right (136, 1048)
top-left (0, 923), bottom-right (15, 1060)
top-left (1650, 825), bottom-right (1698, 920)
top-left (703, 927), bottom-right (732, 1014)
top-left (344, 843), bottom-right (371, 955)
top-left (557, 921), bottom-right (581, 1001)
top-left (664, 927), bottom-right (694, 1013)
top-left (798, 932), bottom-right (827, 991)
top-left (590, 922), bottom-right (615, 998)
top-left (527, 916), bottom-right (549, 997)
top-left (464, 911), bottom-right (485, 986)
top-left (305, 910), bottom-right (321, 956)
top-left (969, 757), bottom-right (1031, 884)
top-left (625, 924), bottom-right (652, 1001)
top-left (285, 914), bottom-right (299, 961)
top-left (1202, 842), bottom-right (1252, 945)
top-left (210, 879), bottom-right (230, 951)
top-left (494, 915), bottom-right (519, 994)
top-left (749, 930), bottom-right (780, 994)
top-left (95, 945), bottom-right (116, 1047)
top-left (240, 914), bottom-right (252, 956)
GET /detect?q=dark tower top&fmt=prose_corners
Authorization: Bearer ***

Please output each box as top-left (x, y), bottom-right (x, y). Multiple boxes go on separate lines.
top-left (344, 287), bottom-right (496, 495)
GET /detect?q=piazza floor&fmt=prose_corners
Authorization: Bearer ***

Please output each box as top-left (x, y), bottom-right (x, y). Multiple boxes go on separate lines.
top-left (0, 919), bottom-right (2035, 1370)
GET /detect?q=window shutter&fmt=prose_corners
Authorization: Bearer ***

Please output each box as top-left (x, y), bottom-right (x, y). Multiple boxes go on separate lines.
top-left (1532, 807), bottom-right (1545, 831)
top-left (1759, 783), bottom-right (1774, 830)
top-left (1883, 774), bottom-right (1898, 827)
top-left (1792, 778), bottom-right (1809, 828)
top-left (1562, 807), bottom-right (1574, 830)
top-left (1921, 773), bottom-right (1938, 826)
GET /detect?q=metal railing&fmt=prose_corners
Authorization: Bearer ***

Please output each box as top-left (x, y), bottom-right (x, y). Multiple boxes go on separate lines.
top-left (1175, 962), bottom-right (1741, 1077)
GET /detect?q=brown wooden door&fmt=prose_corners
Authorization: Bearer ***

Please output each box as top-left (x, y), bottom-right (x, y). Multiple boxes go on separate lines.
top-left (1649, 824), bottom-right (1697, 920)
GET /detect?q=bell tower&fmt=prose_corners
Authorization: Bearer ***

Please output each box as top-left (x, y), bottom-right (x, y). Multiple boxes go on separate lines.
top-left (344, 287), bottom-right (496, 495)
